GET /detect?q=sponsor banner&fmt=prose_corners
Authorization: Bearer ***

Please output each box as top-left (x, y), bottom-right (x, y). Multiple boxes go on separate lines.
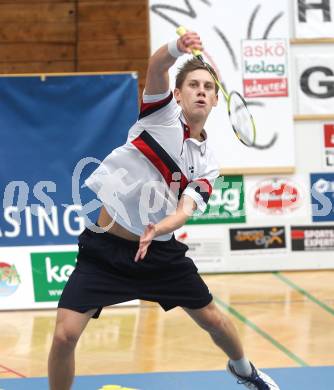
top-left (0, 73), bottom-right (138, 247)
top-left (149, 0), bottom-right (295, 172)
top-left (0, 245), bottom-right (138, 311)
top-left (230, 226), bottom-right (286, 251)
top-left (0, 261), bottom-right (21, 298)
top-left (187, 176), bottom-right (246, 225)
top-left (242, 39), bottom-right (289, 98)
top-left (296, 56), bottom-right (334, 115)
top-left (291, 225), bottom-right (334, 251)
top-left (175, 225), bottom-right (225, 272)
top-left (310, 173), bottom-right (334, 222)
top-left (182, 239), bottom-right (224, 270)
top-left (245, 176), bottom-right (309, 222)
top-left (294, 0), bottom-right (334, 38)
top-left (323, 124), bottom-right (334, 169)
top-left (31, 251), bottom-right (77, 302)
top-left (0, 248), bottom-right (36, 309)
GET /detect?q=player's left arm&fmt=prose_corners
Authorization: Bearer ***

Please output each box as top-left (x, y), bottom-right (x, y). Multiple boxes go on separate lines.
top-left (134, 195), bottom-right (196, 262)
top-left (135, 159), bottom-right (219, 262)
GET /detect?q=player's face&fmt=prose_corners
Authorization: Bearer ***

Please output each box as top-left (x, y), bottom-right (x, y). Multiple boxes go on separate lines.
top-left (174, 69), bottom-right (218, 120)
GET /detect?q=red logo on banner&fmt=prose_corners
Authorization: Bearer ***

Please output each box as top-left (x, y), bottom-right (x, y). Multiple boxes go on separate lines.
top-left (324, 124), bottom-right (334, 148)
top-left (177, 232), bottom-right (188, 241)
top-left (253, 179), bottom-right (300, 214)
top-left (244, 78), bottom-right (288, 98)
top-left (291, 229), bottom-right (305, 240)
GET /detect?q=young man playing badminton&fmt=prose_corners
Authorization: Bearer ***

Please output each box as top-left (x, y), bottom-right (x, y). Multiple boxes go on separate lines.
top-left (48, 31), bottom-right (280, 390)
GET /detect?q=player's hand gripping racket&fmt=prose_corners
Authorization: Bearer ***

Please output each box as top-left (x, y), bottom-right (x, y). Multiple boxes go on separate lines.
top-left (177, 26), bottom-right (277, 150)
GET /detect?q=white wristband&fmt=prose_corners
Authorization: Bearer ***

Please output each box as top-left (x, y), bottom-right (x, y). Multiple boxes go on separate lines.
top-left (167, 39), bottom-right (184, 58)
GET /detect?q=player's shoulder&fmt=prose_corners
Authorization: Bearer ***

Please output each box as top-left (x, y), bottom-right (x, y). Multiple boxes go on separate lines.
top-left (139, 90), bottom-right (172, 119)
top-left (138, 90), bottom-right (181, 123)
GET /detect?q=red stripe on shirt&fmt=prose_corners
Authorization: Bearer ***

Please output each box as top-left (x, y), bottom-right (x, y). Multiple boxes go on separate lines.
top-left (132, 136), bottom-right (189, 194)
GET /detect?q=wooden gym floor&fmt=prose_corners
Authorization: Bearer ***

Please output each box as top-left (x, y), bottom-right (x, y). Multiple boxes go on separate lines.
top-left (0, 270), bottom-right (333, 381)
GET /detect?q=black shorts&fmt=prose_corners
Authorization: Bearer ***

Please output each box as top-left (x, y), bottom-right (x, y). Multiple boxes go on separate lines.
top-left (58, 227), bottom-right (212, 318)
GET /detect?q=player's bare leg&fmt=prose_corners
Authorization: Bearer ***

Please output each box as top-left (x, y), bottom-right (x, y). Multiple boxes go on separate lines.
top-left (183, 302), bottom-right (280, 389)
top-left (183, 301), bottom-right (244, 359)
top-left (48, 308), bottom-right (96, 390)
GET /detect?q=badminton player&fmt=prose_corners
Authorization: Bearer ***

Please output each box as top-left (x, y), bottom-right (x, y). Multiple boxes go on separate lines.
top-left (48, 30), bottom-right (279, 390)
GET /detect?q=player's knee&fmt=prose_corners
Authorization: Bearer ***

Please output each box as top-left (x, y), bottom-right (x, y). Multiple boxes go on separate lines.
top-left (198, 312), bottom-right (226, 333)
top-left (52, 327), bottom-right (80, 351)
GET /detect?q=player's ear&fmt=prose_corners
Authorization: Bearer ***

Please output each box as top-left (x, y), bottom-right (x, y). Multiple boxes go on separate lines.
top-left (174, 88), bottom-right (181, 104)
top-left (213, 92), bottom-right (218, 107)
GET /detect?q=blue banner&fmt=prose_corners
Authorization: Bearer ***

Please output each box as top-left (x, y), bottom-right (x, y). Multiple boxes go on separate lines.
top-left (310, 173), bottom-right (334, 222)
top-left (0, 73), bottom-right (138, 246)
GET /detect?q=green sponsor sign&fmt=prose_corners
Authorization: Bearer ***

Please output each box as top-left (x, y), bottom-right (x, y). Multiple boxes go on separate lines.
top-left (187, 175), bottom-right (246, 224)
top-left (31, 251), bottom-right (77, 302)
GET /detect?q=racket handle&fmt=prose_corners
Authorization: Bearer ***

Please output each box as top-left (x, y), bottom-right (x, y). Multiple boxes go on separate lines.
top-left (176, 26), bottom-right (203, 57)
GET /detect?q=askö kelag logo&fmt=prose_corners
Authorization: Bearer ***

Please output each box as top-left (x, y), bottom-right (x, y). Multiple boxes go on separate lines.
top-left (0, 262), bottom-right (21, 297)
top-left (242, 39), bottom-right (288, 98)
top-left (31, 251), bottom-right (77, 302)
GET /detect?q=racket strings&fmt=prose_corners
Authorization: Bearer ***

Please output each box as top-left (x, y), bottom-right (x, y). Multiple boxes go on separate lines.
top-left (228, 93), bottom-right (255, 146)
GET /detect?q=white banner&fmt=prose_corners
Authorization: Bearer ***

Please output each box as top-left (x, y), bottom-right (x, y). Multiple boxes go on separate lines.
top-left (175, 225), bottom-right (226, 272)
top-left (0, 244), bottom-right (77, 310)
top-left (243, 175), bottom-right (311, 225)
top-left (296, 55), bottom-right (334, 115)
top-left (294, 0), bottom-right (334, 38)
top-left (149, 0), bottom-right (295, 173)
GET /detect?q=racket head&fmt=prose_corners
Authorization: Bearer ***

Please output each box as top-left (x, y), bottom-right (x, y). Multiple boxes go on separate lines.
top-left (227, 91), bottom-right (256, 147)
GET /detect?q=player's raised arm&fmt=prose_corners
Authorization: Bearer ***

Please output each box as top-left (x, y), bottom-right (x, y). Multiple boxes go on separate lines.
top-left (144, 31), bottom-right (203, 95)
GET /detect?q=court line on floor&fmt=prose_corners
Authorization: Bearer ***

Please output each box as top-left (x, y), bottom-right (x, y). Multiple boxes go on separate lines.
top-left (0, 365), bottom-right (26, 378)
top-left (273, 272), bottom-right (334, 316)
top-left (213, 296), bottom-right (308, 367)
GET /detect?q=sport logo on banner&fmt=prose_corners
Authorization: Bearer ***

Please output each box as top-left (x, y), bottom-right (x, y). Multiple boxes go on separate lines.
top-left (242, 39), bottom-right (288, 98)
top-left (310, 173), bottom-right (334, 222)
top-left (291, 226), bottom-right (334, 251)
top-left (250, 178), bottom-right (301, 215)
top-left (0, 262), bottom-right (21, 297)
top-left (230, 226), bottom-right (286, 251)
top-left (31, 251), bottom-right (77, 302)
top-left (323, 124), bottom-right (334, 168)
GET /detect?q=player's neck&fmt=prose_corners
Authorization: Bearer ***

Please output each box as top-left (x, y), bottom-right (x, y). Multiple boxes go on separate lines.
top-left (189, 126), bottom-right (205, 141)
top-left (182, 113), bottom-right (205, 139)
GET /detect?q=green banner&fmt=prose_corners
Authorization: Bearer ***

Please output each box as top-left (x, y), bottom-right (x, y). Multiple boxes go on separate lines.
top-left (31, 251), bottom-right (77, 302)
top-left (187, 175), bottom-right (246, 224)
